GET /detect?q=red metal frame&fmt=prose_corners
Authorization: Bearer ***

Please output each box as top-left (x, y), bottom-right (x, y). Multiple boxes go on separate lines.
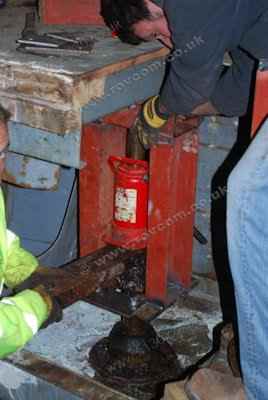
top-left (41, 0), bottom-right (105, 25)
top-left (251, 64), bottom-right (268, 136)
top-left (78, 63), bottom-right (267, 302)
top-left (79, 122), bottom-right (126, 256)
top-left (79, 108), bottom-right (199, 301)
top-left (146, 124), bottom-right (198, 301)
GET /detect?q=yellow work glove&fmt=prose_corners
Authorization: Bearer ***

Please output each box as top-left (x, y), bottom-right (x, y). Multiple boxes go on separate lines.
top-left (32, 284), bottom-right (62, 329)
top-left (135, 95), bottom-right (170, 149)
top-left (14, 268), bottom-right (63, 329)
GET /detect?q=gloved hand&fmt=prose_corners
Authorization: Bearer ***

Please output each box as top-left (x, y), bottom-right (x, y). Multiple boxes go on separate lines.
top-left (14, 266), bottom-right (64, 328)
top-left (33, 284), bottom-right (62, 329)
top-left (135, 95), bottom-right (170, 149)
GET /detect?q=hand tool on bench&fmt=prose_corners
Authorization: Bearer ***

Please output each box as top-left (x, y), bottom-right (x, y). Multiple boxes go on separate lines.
top-left (16, 12), bottom-right (95, 56)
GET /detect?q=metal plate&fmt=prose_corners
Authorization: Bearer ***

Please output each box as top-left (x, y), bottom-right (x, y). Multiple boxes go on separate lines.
top-left (86, 288), bottom-right (164, 321)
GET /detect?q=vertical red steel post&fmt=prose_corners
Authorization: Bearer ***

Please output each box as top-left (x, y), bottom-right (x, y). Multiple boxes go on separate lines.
top-left (146, 143), bottom-right (175, 301)
top-left (168, 132), bottom-right (198, 287)
top-left (146, 122), bottom-right (198, 301)
top-left (251, 61), bottom-right (268, 136)
top-left (79, 122), bottom-right (126, 257)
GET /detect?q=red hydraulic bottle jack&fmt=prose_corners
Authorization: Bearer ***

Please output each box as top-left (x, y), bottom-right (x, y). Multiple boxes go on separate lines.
top-left (79, 109), bottom-right (200, 302)
top-left (107, 156), bottom-right (149, 249)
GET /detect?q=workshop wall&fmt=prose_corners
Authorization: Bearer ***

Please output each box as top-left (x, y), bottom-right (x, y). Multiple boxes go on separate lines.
top-left (193, 116), bottom-right (238, 274)
top-left (5, 166), bottom-right (77, 267)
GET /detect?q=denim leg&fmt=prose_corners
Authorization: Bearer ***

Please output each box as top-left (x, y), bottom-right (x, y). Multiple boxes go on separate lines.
top-left (227, 119), bottom-right (268, 400)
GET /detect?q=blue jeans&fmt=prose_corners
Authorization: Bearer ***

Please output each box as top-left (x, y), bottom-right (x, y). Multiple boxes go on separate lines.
top-left (227, 119), bottom-right (268, 400)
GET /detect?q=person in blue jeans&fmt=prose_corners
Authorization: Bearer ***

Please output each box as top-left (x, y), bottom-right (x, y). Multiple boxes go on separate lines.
top-left (100, 0), bottom-right (268, 398)
top-left (227, 118), bottom-right (268, 400)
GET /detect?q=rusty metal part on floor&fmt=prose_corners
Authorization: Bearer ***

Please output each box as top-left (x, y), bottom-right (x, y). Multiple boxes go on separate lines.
top-left (89, 316), bottom-right (182, 400)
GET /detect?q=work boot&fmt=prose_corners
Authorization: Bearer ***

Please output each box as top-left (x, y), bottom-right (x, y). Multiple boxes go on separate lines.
top-left (185, 368), bottom-right (246, 400)
top-left (228, 337), bottom-right (242, 378)
top-left (204, 323), bottom-right (241, 377)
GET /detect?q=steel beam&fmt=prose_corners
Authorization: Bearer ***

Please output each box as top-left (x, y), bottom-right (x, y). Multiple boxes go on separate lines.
top-left (5, 351), bottom-right (133, 400)
top-left (26, 246), bottom-right (133, 308)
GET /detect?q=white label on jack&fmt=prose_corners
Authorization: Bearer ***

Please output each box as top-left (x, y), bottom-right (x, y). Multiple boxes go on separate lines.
top-left (115, 187), bottom-right (137, 223)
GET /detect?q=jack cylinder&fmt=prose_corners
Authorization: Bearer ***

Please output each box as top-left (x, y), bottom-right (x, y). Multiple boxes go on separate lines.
top-left (107, 156), bottom-right (149, 249)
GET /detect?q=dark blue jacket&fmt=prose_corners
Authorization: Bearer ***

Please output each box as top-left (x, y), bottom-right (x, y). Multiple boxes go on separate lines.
top-left (160, 0), bottom-right (268, 116)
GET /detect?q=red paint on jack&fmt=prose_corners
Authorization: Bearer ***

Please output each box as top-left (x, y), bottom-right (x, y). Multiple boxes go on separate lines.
top-left (107, 156), bottom-right (148, 249)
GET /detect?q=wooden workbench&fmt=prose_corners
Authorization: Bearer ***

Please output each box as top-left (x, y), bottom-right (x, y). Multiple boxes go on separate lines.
top-left (0, 7), bottom-right (168, 167)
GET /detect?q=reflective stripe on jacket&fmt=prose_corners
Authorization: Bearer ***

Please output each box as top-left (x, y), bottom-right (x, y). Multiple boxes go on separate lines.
top-left (0, 289), bottom-right (49, 358)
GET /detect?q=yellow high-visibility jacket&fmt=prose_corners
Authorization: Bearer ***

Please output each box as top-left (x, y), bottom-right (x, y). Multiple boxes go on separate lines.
top-left (0, 189), bottom-right (49, 358)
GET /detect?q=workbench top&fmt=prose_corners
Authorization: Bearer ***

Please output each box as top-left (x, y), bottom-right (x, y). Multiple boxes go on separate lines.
top-left (0, 7), bottom-right (168, 135)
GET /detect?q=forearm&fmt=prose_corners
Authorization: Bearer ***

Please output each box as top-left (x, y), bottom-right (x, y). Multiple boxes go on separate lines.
top-left (159, 99), bottom-right (219, 117)
top-left (191, 101), bottom-right (220, 116)
top-left (210, 49), bottom-right (255, 117)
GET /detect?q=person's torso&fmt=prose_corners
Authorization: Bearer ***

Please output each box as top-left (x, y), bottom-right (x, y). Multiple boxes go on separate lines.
top-left (163, 0), bottom-right (268, 59)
